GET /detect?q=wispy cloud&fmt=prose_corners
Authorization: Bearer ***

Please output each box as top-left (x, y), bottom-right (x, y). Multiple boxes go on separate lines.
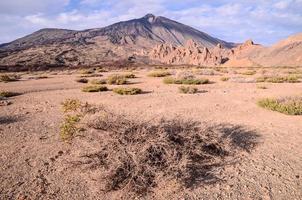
top-left (0, 0), bottom-right (301, 45)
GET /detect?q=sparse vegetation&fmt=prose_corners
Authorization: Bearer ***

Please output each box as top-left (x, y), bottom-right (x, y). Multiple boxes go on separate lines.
top-left (257, 85), bottom-right (267, 89)
top-left (0, 91), bottom-right (21, 98)
top-left (113, 87), bottom-right (142, 95)
top-left (240, 70), bottom-right (256, 76)
top-left (74, 107), bottom-right (259, 196)
top-left (79, 69), bottom-right (94, 75)
top-left (123, 73), bottom-right (136, 78)
top-left (178, 86), bottom-right (198, 94)
top-left (258, 96), bottom-right (302, 115)
top-left (60, 114), bottom-right (82, 140)
top-left (90, 79), bottom-right (107, 85)
top-left (107, 74), bottom-right (128, 85)
top-left (76, 78), bottom-right (89, 83)
top-left (163, 77), bottom-right (209, 85)
top-left (220, 77), bottom-right (229, 81)
top-left (61, 99), bottom-right (82, 113)
top-left (147, 71), bottom-right (171, 77)
top-left (0, 74), bottom-right (20, 82)
top-left (256, 75), bottom-right (300, 83)
top-left (82, 85), bottom-right (108, 92)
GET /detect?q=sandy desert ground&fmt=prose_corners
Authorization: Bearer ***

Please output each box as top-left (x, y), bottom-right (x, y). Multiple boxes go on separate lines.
top-left (0, 67), bottom-right (302, 200)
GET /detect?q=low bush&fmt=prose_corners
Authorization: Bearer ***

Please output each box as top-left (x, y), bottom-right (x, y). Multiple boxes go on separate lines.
top-left (123, 73), bottom-right (136, 78)
top-left (258, 96), bottom-right (302, 115)
top-left (82, 85), bottom-right (108, 92)
top-left (147, 71), bottom-right (171, 77)
top-left (74, 107), bottom-right (259, 196)
top-left (76, 78), bottom-right (89, 83)
top-left (0, 74), bottom-right (20, 82)
top-left (113, 87), bottom-right (142, 95)
top-left (61, 99), bottom-right (82, 113)
top-left (257, 85), bottom-right (267, 89)
top-left (178, 86), bottom-right (198, 94)
top-left (220, 77), bottom-right (229, 81)
top-left (256, 75), bottom-right (300, 83)
top-left (0, 91), bottom-right (21, 98)
top-left (240, 70), bottom-right (256, 76)
top-left (163, 77), bottom-right (209, 85)
top-left (107, 74), bottom-right (127, 85)
top-left (90, 79), bottom-right (107, 85)
top-left (60, 114), bottom-right (82, 140)
top-left (79, 69), bottom-right (94, 75)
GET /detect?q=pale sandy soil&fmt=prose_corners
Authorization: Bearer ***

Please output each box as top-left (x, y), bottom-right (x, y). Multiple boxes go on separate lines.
top-left (0, 68), bottom-right (302, 199)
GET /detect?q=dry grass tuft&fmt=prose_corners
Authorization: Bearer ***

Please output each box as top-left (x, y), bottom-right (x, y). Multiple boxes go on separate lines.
top-left (220, 77), bottom-right (229, 81)
top-left (178, 86), bottom-right (198, 94)
top-left (0, 91), bottom-right (21, 98)
top-left (73, 108), bottom-right (260, 196)
top-left (107, 74), bottom-right (128, 85)
top-left (258, 96), bottom-right (302, 115)
top-left (113, 87), bottom-right (142, 95)
top-left (0, 74), bottom-right (21, 82)
top-left (256, 75), bottom-right (300, 83)
top-left (148, 71), bottom-right (171, 77)
top-left (76, 78), bottom-right (89, 83)
top-left (61, 99), bottom-right (82, 113)
top-left (163, 77), bottom-right (209, 85)
top-left (82, 85), bottom-right (108, 92)
top-left (90, 79), bottom-right (107, 85)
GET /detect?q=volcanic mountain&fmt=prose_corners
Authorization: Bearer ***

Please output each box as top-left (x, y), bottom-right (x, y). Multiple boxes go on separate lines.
top-left (0, 14), bottom-right (235, 69)
top-left (0, 14), bottom-right (301, 70)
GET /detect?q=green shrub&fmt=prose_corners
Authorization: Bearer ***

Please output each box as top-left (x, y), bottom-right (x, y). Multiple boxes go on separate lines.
top-left (258, 97), bottom-right (302, 115)
top-left (107, 74), bottom-right (127, 85)
top-left (148, 71), bottom-right (171, 77)
top-left (256, 75), bottom-right (300, 83)
top-left (163, 77), bottom-right (209, 85)
top-left (60, 114), bottom-right (81, 140)
top-left (61, 99), bottom-right (82, 113)
top-left (90, 79), bottom-right (107, 85)
top-left (82, 85), bottom-right (108, 92)
top-left (113, 87), bottom-right (142, 95)
top-left (0, 74), bottom-right (20, 82)
top-left (220, 77), bottom-right (229, 81)
top-left (0, 91), bottom-right (21, 98)
top-left (76, 78), bottom-right (88, 83)
top-left (178, 86), bottom-right (198, 94)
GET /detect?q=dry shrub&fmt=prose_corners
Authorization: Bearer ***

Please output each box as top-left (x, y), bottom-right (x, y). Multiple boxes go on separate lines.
top-left (90, 79), bottom-right (107, 85)
top-left (220, 77), bottom-right (229, 81)
top-left (147, 71), bottom-right (171, 77)
top-left (163, 76), bottom-right (209, 85)
top-left (178, 86), bottom-right (198, 94)
top-left (76, 78), bottom-right (89, 83)
top-left (82, 85), bottom-right (108, 92)
top-left (256, 75), bottom-right (300, 83)
top-left (0, 74), bottom-right (21, 82)
top-left (113, 87), bottom-right (142, 95)
top-left (0, 91), bottom-right (21, 98)
top-left (73, 108), bottom-right (260, 196)
top-left (258, 96), bottom-right (302, 115)
top-left (122, 73), bottom-right (136, 78)
top-left (107, 74), bottom-right (128, 85)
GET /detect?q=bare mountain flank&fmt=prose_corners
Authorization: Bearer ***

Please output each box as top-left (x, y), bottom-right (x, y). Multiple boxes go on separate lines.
top-left (0, 14), bottom-right (301, 70)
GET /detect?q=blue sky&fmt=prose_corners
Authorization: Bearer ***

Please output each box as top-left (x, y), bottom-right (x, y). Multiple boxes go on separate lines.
top-left (0, 0), bottom-right (302, 45)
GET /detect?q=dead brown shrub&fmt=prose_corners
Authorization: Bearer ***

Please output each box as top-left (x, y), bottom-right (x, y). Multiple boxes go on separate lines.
top-left (72, 107), bottom-right (260, 196)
